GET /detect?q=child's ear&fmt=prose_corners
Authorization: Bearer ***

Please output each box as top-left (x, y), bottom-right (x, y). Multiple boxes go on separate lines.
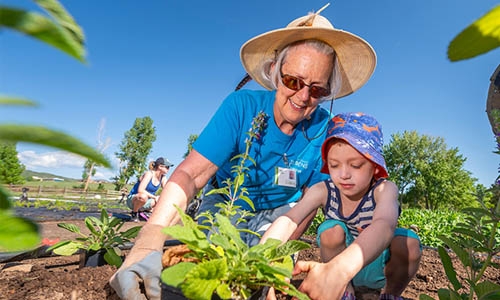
top-left (374, 165), bottom-right (380, 176)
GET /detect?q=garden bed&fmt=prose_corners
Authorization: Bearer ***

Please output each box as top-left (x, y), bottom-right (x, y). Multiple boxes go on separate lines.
top-left (1, 216), bottom-right (499, 299)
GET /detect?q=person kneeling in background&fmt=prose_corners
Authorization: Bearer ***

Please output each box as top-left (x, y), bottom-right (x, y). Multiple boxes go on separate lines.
top-left (126, 157), bottom-right (173, 222)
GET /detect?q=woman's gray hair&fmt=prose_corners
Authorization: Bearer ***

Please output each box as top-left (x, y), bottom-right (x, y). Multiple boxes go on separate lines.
top-left (260, 40), bottom-right (341, 101)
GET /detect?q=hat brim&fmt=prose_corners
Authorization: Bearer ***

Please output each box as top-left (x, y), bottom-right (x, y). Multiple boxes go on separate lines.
top-left (320, 136), bottom-right (388, 179)
top-left (240, 27), bottom-right (376, 99)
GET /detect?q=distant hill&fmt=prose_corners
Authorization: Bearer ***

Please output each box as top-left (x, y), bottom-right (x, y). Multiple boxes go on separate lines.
top-left (22, 170), bottom-right (78, 182)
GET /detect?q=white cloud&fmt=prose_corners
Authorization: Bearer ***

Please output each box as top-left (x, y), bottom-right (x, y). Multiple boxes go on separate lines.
top-left (18, 150), bottom-right (86, 169)
top-left (18, 150), bottom-right (121, 180)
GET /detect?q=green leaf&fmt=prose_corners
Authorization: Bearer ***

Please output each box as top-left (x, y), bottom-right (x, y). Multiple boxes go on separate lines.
top-left (35, 0), bottom-right (84, 45)
top-left (239, 195), bottom-right (255, 211)
top-left (453, 227), bottom-right (486, 244)
top-left (162, 206), bottom-right (211, 251)
top-left (0, 186), bottom-right (12, 210)
top-left (439, 235), bottom-right (471, 268)
top-left (0, 211), bottom-right (40, 251)
top-left (183, 259), bottom-right (227, 300)
top-left (437, 246), bottom-right (462, 291)
top-left (50, 241), bottom-right (81, 255)
top-left (215, 213), bottom-right (247, 250)
top-left (476, 281), bottom-right (500, 299)
top-left (57, 222), bottom-right (81, 234)
top-left (0, 7), bottom-right (85, 62)
top-left (108, 217), bottom-right (122, 228)
top-left (0, 96), bottom-right (37, 107)
top-left (104, 248), bottom-right (122, 267)
top-left (100, 208), bottom-right (109, 224)
top-left (271, 239), bottom-right (311, 260)
top-left (85, 217), bottom-right (101, 236)
top-left (120, 226), bottom-right (141, 239)
top-left (215, 283), bottom-right (232, 299)
top-left (161, 262), bottom-right (197, 287)
top-left (448, 5), bottom-right (500, 61)
top-left (436, 288), bottom-right (452, 300)
top-left (0, 124), bottom-right (110, 167)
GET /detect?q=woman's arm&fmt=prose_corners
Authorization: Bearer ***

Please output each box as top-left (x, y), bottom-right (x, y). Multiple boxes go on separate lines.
top-left (148, 149), bottom-right (218, 227)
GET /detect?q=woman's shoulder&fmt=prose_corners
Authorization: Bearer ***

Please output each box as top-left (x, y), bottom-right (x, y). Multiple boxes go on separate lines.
top-left (226, 90), bottom-right (275, 106)
top-left (141, 170), bottom-right (154, 179)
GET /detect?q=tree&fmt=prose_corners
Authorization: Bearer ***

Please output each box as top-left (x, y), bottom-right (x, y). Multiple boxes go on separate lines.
top-left (82, 119), bottom-right (111, 191)
top-left (384, 130), bottom-right (476, 210)
top-left (183, 134), bottom-right (198, 158)
top-left (82, 159), bottom-right (96, 181)
top-left (113, 117), bottom-right (156, 190)
top-left (0, 142), bottom-right (25, 184)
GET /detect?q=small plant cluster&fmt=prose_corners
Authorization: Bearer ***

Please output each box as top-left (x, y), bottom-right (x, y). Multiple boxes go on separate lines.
top-left (160, 111), bottom-right (311, 300)
top-left (420, 110), bottom-right (500, 300)
top-left (48, 208), bottom-right (141, 267)
top-left (398, 208), bottom-right (466, 248)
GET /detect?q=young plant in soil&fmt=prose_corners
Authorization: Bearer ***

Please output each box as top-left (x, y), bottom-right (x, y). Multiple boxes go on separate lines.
top-left (48, 208), bottom-right (141, 267)
top-left (160, 111), bottom-right (311, 300)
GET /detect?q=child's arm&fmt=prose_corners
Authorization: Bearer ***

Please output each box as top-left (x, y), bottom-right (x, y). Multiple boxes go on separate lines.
top-left (293, 180), bottom-right (400, 299)
top-left (260, 181), bottom-right (327, 243)
top-left (335, 180), bottom-right (399, 274)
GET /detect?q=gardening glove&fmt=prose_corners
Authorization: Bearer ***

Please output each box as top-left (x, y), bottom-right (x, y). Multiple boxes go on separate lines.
top-left (110, 224), bottom-right (165, 300)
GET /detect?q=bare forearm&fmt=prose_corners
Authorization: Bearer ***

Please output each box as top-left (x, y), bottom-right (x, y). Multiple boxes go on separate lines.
top-left (149, 171), bottom-right (200, 227)
top-left (261, 216), bottom-right (297, 243)
top-left (148, 151), bottom-right (216, 229)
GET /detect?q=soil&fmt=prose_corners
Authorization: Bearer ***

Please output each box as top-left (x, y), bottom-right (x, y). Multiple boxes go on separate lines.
top-left (1, 213), bottom-right (499, 300)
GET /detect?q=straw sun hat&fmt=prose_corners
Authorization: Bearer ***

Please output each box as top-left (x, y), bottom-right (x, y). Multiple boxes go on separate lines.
top-left (240, 4), bottom-right (376, 99)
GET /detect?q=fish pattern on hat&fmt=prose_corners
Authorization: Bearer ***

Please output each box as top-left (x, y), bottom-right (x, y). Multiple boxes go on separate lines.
top-left (320, 112), bottom-right (388, 178)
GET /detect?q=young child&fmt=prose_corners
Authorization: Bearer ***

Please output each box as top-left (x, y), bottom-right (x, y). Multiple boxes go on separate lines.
top-left (261, 112), bottom-right (421, 300)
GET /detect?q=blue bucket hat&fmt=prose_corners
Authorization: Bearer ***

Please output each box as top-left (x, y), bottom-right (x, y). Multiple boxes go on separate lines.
top-left (320, 112), bottom-right (388, 178)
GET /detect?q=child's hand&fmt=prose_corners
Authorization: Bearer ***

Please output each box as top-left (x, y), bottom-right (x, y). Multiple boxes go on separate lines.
top-left (293, 260), bottom-right (350, 300)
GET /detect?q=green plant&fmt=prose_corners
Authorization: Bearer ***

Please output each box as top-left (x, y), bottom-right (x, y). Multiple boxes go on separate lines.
top-left (160, 111), bottom-right (311, 300)
top-left (48, 208), bottom-right (141, 267)
top-left (399, 208), bottom-right (466, 248)
top-left (420, 110), bottom-right (500, 299)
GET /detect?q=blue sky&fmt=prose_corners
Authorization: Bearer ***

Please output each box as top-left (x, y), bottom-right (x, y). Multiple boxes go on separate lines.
top-left (1, 0), bottom-right (499, 186)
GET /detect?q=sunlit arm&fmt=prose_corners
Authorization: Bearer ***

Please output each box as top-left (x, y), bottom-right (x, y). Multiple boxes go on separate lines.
top-left (148, 150), bottom-right (218, 229)
top-left (261, 181), bottom-right (327, 243)
top-left (327, 180), bottom-right (400, 278)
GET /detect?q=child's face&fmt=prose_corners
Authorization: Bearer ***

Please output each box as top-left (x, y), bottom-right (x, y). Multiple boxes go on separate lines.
top-left (325, 140), bottom-right (377, 198)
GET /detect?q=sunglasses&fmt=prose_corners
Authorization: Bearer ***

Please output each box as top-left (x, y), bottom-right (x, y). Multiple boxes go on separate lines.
top-left (280, 71), bottom-right (331, 99)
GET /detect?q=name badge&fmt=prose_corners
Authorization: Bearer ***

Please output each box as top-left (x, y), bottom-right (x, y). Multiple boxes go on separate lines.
top-left (274, 167), bottom-right (297, 188)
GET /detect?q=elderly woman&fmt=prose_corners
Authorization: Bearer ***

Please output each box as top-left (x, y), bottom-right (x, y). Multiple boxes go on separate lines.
top-left (111, 5), bottom-right (376, 299)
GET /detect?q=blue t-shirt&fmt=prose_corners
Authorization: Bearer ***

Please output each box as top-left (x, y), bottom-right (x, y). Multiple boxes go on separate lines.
top-left (194, 89), bottom-right (330, 211)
